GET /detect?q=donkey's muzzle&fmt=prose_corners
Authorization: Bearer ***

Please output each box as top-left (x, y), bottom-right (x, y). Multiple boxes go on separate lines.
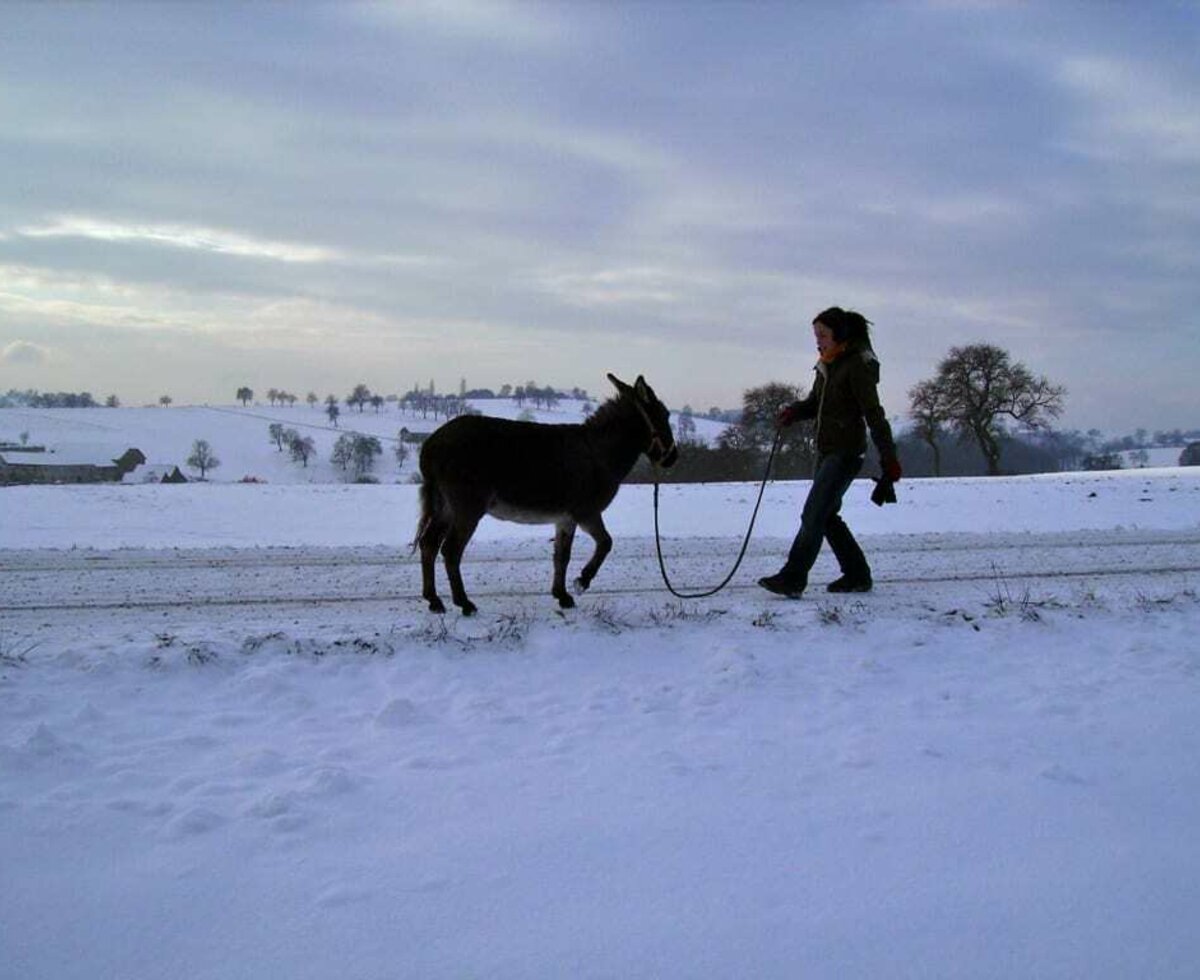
top-left (656, 443), bottom-right (679, 469)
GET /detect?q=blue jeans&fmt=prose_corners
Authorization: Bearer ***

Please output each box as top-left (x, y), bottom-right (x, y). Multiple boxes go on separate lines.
top-left (780, 453), bottom-right (868, 589)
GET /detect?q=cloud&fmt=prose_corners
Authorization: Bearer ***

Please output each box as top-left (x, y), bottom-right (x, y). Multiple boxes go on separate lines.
top-left (1057, 55), bottom-right (1200, 164)
top-left (350, 0), bottom-right (570, 49)
top-left (17, 217), bottom-right (342, 264)
top-left (3, 340), bottom-right (50, 364)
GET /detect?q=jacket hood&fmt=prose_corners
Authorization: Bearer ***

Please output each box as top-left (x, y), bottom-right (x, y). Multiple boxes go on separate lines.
top-left (816, 339), bottom-right (877, 376)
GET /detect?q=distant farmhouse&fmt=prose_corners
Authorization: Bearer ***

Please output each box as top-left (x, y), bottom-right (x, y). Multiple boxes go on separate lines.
top-left (0, 446), bottom-right (149, 485)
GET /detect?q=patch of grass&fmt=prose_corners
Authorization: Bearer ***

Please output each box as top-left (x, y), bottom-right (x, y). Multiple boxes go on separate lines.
top-left (486, 611), bottom-right (533, 645)
top-left (647, 601), bottom-right (727, 627)
top-left (985, 565), bottom-right (1061, 622)
top-left (751, 609), bottom-right (779, 630)
top-left (815, 602), bottom-right (843, 626)
top-left (1133, 591), bottom-right (1190, 613)
top-left (329, 634), bottom-right (396, 657)
top-left (0, 631), bottom-right (38, 668)
top-left (239, 632), bottom-right (289, 657)
top-left (186, 645), bottom-right (219, 666)
top-left (815, 600), bottom-right (870, 627)
top-left (586, 601), bottom-right (628, 635)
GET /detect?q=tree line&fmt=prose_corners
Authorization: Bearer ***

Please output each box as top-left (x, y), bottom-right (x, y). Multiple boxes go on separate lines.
top-left (266, 423), bottom-right (418, 482)
top-left (0, 389), bottom-right (120, 408)
top-left (233, 379), bottom-right (588, 417)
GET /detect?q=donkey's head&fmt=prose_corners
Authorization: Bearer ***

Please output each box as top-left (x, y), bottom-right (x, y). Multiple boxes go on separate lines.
top-left (607, 373), bottom-right (679, 468)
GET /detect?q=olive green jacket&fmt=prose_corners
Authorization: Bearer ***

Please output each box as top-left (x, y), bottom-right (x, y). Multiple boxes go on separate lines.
top-left (788, 341), bottom-right (897, 461)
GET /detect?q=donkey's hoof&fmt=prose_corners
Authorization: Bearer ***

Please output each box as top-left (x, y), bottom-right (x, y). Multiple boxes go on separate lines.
top-left (555, 593), bottom-right (576, 610)
top-left (573, 576), bottom-right (590, 593)
top-left (427, 597), bottom-right (446, 614)
top-left (459, 601), bottom-right (478, 617)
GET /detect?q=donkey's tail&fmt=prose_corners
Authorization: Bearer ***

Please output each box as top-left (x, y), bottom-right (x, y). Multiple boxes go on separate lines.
top-left (411, 475), bottom-right (438, 554)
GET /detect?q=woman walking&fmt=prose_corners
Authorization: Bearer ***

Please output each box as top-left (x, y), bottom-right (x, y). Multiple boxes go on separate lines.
top-left (759, 307), bottom-right (901, 598)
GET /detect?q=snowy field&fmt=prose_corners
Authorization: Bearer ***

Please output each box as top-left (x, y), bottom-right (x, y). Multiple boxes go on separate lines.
top-left (0, 399), bottom-right (728, 486)
top-left (3, 463), bottom-right (1200, 979)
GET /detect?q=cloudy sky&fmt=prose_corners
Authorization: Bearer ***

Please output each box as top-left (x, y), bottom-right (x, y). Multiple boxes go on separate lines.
top-left (2, 1), bottom-right (1197, 432)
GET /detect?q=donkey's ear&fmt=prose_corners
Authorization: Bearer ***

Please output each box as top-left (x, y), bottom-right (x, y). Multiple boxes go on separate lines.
top-left (634, 376), bottom-right (654, 402)
top-left (608, 373), bottom-right (630, 394)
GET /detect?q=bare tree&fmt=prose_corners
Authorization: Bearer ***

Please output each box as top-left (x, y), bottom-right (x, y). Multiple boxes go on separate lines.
top-left (718, 381), bottom-right (815, 477)
top-left (289, 434), bottom-right (316, 468)
top-left (908, 378), bottom-right (948, 477)
top-left (394, 429), bottom-right (410, 471)
top-left (676, 405), bottom-right (698, 445)
top-left (921, 343), bottom-right (1065, 476)
top-left (351, 435), bottom-right (383, 479)
top-left (720, 382), bottom-right (804, 452)
top-left (159, 394), bottom-right (173, 408)
top-left (187, 439), bottom-right (219, 479)
top-left (237, 387), bottom-right (254, 406)
top-left (332, 433), bottom-right (382, 479)
top-left (331, 433), bottom-right (354, 471)
top-left (348, 383), bottom-right (372, 412)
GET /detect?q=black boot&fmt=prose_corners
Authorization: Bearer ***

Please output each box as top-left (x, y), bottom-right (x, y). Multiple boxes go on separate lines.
top-left (758, 572), bottom-right (805, 598)
top-left (826, 574), bottom-right (872, 594)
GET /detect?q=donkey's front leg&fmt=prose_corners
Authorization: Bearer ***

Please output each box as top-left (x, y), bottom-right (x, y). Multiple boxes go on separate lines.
top-left (552, 521), bottom-right (577, 609)
top-left (574, 515), bottom-right (613, 593)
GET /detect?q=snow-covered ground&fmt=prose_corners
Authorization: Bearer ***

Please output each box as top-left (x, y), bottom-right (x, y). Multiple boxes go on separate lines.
top-left (2, 463), bottom-right (1199, 979)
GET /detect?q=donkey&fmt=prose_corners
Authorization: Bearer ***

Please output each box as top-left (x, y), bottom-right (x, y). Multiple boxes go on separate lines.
top-left (416, 373), bottom-right (678, 615)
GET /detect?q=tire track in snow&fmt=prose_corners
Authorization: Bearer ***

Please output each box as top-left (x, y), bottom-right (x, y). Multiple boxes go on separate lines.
top-left (3, 531), bottom-right (1199, 573)
top-left (3, 563), bottom-right (1198, 613)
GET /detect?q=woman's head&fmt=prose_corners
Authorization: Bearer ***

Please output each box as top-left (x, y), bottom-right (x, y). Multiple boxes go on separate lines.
top-left (813, 307), bottom-right (872, 347)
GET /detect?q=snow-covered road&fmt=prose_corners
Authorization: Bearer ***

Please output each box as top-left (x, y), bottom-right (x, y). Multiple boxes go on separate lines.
top-left (3, 528), bottom-right (1197, 628)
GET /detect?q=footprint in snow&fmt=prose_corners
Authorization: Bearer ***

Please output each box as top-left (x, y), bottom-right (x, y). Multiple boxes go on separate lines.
top-left (375, 698), bottom-right (432, 728)
top-left (1041, 764), bottom-right (1090, 786)
top-left (162, 807), bottom-right (227, 840)
top-left (315, 884), bottom-right (375, 909)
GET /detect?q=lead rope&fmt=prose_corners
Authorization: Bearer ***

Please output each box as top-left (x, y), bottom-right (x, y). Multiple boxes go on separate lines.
top-left (651, 429), bottom-right (784, 599)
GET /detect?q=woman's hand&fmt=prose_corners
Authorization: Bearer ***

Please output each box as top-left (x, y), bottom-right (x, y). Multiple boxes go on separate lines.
top-left (776, 405), bottom-right (800, 428)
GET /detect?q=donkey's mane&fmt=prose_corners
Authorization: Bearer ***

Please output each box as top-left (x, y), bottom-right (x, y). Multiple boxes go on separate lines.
top-left (582, 392), bottom-right (640, 433)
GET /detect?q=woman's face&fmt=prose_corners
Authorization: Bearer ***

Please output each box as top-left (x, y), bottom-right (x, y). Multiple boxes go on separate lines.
top-left (813, 320), bottom-right (835, 356)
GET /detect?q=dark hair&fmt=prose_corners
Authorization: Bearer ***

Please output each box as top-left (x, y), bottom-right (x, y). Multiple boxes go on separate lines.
top-left (814, 307), bottom-right (872, 346)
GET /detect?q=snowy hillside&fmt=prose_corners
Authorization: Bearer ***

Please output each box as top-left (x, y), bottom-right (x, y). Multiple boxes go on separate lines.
top-left (1118, 446), bottom-right (1190, 469)
top-left (0, 399), bottom-right (729, 484)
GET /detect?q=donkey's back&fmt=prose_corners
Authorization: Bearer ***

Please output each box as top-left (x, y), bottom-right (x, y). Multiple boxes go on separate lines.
top-left (420, 415), bottom-right (605, 521)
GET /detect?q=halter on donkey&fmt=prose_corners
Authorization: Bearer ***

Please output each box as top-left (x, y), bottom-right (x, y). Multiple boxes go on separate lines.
top-left (415, 373), bottom-right (678, 615)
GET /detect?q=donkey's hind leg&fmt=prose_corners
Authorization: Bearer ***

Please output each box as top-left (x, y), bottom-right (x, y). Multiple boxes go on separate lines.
top-left (441, 513), bottom-right (482, 616)
top-left (574, 515), bottom-right (613, 593)
top-left (552, 520), bottom-right (577, 609)
top-left (419, 517), bottom-right (449, 613)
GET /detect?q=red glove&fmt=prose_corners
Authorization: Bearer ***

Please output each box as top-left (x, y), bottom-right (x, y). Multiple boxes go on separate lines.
top-left (883, 457), bottom-right (902, 482)
top-left (776, 405), bottom-right (800, 428)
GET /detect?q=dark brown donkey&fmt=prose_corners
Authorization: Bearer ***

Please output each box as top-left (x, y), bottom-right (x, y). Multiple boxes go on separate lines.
top-left (416, 373), bottom-right (678, 615)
